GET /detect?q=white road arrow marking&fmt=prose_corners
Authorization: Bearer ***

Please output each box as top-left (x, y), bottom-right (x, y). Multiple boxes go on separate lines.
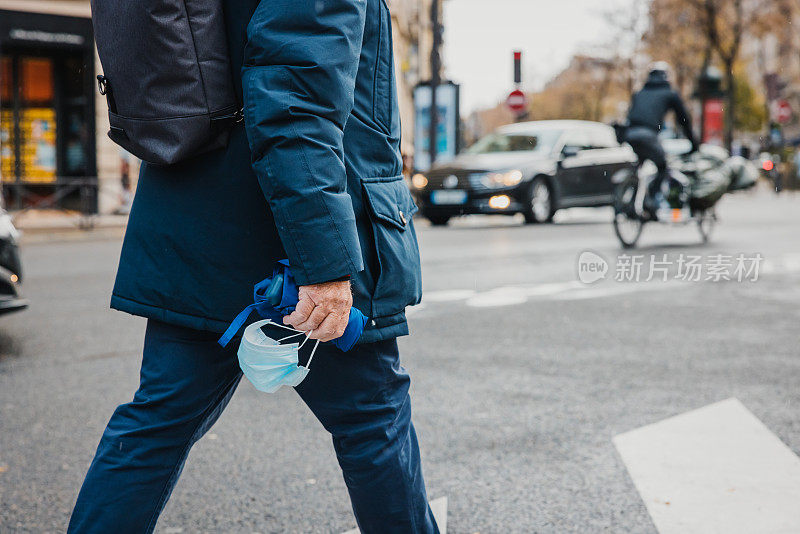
top-left (341, 496), bottom-right (447, 534)
top-left (614, 398), bottom-right (800, 534)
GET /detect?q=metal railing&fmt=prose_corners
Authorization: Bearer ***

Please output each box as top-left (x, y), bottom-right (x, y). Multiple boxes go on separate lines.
top-left (3, 178), bottom-right (99, 230)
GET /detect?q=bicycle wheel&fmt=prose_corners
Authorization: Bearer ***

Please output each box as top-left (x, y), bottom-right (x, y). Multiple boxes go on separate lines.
top-left (613, 179), bottom-right (644, 249)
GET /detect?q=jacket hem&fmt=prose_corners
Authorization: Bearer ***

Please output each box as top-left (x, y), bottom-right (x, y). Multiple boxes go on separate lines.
top-left (359, 309), bottom-right (410, 343)
top-left (110, 293), bottom-right (411, 343)
top-left (110, 294), bottom-right (232, 334)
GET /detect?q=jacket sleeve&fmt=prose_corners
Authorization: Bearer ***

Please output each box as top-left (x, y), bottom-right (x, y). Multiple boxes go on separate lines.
top-left (241, 0), bottom-right (366, 286)
top-left (670, 92), bottom-right (697, 146)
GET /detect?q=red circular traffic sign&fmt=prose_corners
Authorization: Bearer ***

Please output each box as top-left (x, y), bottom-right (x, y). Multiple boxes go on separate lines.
top-left (506, 89), bottom-right (528, 115)
top-left (772, 100), bottom-right (792, 124)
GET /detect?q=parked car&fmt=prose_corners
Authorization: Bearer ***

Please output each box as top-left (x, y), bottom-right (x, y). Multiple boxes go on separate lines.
top-left (411, 120), bottom-right (637, 225)
top-left (0, 208), bottom-right (26, 315)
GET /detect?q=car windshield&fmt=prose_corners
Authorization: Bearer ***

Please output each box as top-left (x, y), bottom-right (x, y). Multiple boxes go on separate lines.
top-left (466, 129), bottom-right (562, 155)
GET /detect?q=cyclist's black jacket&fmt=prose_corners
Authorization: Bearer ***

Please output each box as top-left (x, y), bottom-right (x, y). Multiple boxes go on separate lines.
top-left (627, 72), bottom-right (696, 145)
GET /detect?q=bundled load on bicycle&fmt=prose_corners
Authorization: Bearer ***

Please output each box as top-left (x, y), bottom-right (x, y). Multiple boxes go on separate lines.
top-left (612, 140), bottom-right (759, 247)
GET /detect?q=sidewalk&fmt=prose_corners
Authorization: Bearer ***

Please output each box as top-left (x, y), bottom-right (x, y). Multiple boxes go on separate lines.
top-left (12, 209), bottom-right (128, 243)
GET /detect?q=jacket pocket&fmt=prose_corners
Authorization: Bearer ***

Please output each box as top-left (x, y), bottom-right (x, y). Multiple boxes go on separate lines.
top-left (372, 0), bottom-right (394, 133)
top-left (362, 175), bottom-right (422, 318)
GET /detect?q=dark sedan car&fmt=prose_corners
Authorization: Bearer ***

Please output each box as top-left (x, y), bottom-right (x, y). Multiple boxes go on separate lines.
top-left (411, 120), bottom-right (637, 225)
top-left (0, 208), bottom-right (26, 315)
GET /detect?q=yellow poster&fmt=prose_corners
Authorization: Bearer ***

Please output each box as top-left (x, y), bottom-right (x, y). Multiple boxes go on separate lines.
top-left (20, 107), bottom-right (57, 183)
top-left (0, 109), bottom-right (13, 181)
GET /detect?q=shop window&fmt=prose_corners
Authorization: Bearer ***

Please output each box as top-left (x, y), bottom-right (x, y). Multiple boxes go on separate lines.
top-left (60, 56), bottom-right (88, 177)
top-left (21, 57), bottom-right (54, 103)
top-left (18, 57), bottom-right (56, 183)
top-left (0, 11), bottom-right (96, 212)
top-left (0, 56), bottom-right (11, 102)
top-left (1, 56), bottom-right (14, 182)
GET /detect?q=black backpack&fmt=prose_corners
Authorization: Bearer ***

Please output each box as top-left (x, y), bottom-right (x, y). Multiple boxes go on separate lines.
top-left (91, 0), bottom-right (241, 166)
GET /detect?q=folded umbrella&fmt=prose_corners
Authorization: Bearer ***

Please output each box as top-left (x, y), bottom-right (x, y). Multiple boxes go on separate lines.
top-left (218, 260), bottom-right (368, 351)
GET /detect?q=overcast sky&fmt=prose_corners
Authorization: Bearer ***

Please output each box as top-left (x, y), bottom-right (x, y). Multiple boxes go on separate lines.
top-left (443, 0), bottom-right (639, 114)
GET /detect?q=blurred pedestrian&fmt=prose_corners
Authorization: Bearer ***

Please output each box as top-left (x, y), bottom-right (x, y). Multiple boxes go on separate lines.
top-left (68, 1), bottom-right (437, 533)
top-left (113, 150), bottom-right (132, 215)
top-left (624, 62), bottom-right (699, 217)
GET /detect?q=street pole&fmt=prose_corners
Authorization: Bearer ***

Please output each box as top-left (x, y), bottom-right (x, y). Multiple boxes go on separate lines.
top-left (513, 50), bottom-right (527, 122)
top-left (428, 0), bottom-right (441, 168)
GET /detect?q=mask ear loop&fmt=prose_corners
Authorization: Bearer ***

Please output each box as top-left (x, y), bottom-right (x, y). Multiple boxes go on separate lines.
top-left (277, 332), bottom-right (305, 342)
top-left (262, 320), bottom-right (304, 343)
top-left (264, 321), bottom-right (320, 370)
top-left (264, 320), bottom-right (303, 332)
top-left (305, 340), bottom-right (321, 370)
top-left (298, 330), bottom-right (321, 370)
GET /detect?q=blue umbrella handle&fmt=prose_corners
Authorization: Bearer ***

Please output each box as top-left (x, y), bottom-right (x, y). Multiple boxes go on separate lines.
top-left (264, 272), bottom-right (284, 307)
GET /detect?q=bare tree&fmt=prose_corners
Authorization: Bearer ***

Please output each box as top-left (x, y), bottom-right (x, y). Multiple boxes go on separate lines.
top-left (648, 0), bottom-right (796, 142)
top-left (604, 0), bottom-right (649, 97)
top-left (750, 0), bottom-right (800, 106)
top-left (644, 0), bottom-right (707, 97)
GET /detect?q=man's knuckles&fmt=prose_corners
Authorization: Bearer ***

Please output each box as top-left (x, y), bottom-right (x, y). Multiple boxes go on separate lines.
top-left (314, 299), bottom-right (349, 312)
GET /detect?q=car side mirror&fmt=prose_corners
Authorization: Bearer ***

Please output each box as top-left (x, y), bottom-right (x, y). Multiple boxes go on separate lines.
top-left (561, 145), bottom-right (580, 159)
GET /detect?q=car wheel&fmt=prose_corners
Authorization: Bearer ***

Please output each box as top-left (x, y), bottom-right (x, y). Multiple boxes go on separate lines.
top-left (523, 177), bottom-right (554, 224)
top-left (426, 214), bottom-right (451, 226)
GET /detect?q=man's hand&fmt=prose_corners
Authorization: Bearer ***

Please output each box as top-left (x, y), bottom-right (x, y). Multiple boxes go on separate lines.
top-left (283, 280), bottom-right (352, 342)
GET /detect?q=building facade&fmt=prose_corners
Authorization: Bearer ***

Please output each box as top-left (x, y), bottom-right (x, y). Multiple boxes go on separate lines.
top-left (0, 0), bottom-right (134, 213)
top-left (387, 0), bottom-right (440, 170)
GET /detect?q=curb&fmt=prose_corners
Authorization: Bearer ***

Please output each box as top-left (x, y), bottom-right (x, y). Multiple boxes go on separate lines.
top-left (20, 225), bottom-right (127, 245)
top-left (13, 213), bottom-right (128, 244)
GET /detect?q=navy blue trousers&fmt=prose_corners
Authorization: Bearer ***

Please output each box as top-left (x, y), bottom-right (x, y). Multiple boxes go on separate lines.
top-left (68, 319), bottom-right (438, 533)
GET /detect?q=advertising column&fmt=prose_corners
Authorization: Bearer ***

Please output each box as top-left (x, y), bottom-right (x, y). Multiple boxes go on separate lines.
top-left (413, 82), bottom-right (460, 172)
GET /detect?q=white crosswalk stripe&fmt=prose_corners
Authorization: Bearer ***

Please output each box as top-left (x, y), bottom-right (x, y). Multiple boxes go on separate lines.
top-left (614, 398), bottom-right (800, 534)
top-left (417, 280), bottom-right (680, 311)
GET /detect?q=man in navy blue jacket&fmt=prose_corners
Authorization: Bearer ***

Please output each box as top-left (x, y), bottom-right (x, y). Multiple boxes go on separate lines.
top-left (68, 1), bottom-right (437, 532)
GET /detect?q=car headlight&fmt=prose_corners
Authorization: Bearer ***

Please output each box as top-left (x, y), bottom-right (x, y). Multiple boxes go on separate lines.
top-left (482, 169), bottom-right (523, 188)
top-left (411, 173), bottom-right (428, 189)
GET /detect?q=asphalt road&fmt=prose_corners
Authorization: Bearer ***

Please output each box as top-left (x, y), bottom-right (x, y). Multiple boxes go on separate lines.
top-left (1, 186), bottom-right (799, 533)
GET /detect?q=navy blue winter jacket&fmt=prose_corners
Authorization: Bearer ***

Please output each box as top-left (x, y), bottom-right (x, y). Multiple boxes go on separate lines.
top-left (110, 0), bottom-right (422, 343)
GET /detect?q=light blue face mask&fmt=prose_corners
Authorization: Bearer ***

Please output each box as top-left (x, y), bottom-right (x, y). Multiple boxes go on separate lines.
top-left (237, 319), bottom-right (320, 393)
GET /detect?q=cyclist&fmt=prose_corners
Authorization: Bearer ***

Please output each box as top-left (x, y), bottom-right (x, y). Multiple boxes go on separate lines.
top-left (625, 62), bottom-right (699, 218)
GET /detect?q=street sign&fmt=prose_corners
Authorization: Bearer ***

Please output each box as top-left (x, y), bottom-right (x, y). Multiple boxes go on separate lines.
top-left (506, 89), bottom-right (528, 115)
top-left (771, 100), bottom-right (792, 124)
